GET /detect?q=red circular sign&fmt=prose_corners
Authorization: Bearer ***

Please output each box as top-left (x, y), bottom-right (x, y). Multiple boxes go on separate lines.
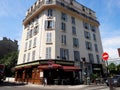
top-left (102, 52), bottom-right (109, 60)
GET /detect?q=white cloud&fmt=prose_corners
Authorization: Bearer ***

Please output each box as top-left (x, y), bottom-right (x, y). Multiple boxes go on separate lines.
top-left (102, 36), bottom-right (120, 58)
top-left (0, 37), bottom-right (2, 40)
top-left (102, 36), bottom-right (120, 48)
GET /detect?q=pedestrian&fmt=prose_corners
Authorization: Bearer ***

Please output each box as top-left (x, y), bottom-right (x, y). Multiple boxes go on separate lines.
top-left (43, 78), bottom-right (47, 86)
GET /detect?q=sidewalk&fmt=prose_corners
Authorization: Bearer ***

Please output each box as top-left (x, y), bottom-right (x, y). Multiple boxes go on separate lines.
top-left (5, 77), bottom-right (110, 90)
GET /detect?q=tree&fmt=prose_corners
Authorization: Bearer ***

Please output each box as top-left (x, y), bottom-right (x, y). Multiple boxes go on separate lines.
top-left (0, 51), bottom-right (18, 77)
top-left (108, 63), bottom-right (117, 76)
top-left (117, 64), bottom-right (120, 74)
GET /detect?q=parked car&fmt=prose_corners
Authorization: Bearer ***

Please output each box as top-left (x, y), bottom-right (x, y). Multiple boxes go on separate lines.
top-left (105, 75), bottom-right (120, 87)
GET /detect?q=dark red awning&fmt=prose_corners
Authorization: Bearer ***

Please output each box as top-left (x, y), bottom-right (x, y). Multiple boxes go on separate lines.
top-left (62, 66), bottom-right (80, 71)
top-left (24, 65), bottom-right (32, 69)
top-left (38, 64), bottom-right (62, 69)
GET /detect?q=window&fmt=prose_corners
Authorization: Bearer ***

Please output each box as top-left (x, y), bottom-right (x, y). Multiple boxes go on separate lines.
top-left (71, 17), bottom-right (75, 24)
top-left (46, 33), bottom-right (52, 43)
top-left (94, 44), bottom-right (98, 52)
top-left (26, 31), bottom-right (29, 39)
top-left (61, 22), bottom-right (66, 31)
top-left (29, 40), bottom-right (32, 49)
top-left (45, 0), bottom-right (53, 4)
top-left (88, 53), bottom-right (94, 63)
top-left (48, 9), bottom-right (53, 17)
top-left (96, 55), bottom-right (100, 64)
top-left (33, 38), bottom-right (37, 47)
top-left (93, 34), bottom-right (96, 41)
top-left (73, 38), bottom-right (79, 47)
top-left (61, 35), bottom-right (66, 45)
top-left (61, 12), bottom-right (67, 21)
top-left (45, 20), bottom-right (54, 29)
top-left (25, 42), bottom-right (28, 51)
top-left (84, 31), bottom-right (91, 39)
top-left (83, 22), bottom-right (89, 29)
top-left (46, 47), bottom-right (51, 59)
top-left (32, 50), bottom-right (36, 61)
top-left (90, 25), bottom-right (96, 32)
top-left (74, 51), bottom-right (80, 61)
top-left (60, 48), bottom-right (69, 60)
top-left (29, 29), bottom-right (33, 38)
top-left (23, 54), bottom-right (26, 63)
top-left (27, 53), bottom-right (30, 62)
top-left (72, 26), bottom-right (76, 35)
top-left (86, 41), bottom-right (92, 50)
top-left (34, 26), bottom-right (39, 35)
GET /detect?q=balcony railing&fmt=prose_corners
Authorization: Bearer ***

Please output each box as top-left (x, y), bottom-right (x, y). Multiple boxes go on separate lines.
top-left (24, 0), bottom-right (99, 25)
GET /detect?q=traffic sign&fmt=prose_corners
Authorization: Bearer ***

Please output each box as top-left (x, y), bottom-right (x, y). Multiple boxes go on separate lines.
top-left (102, 52), bottom-right (109, 60)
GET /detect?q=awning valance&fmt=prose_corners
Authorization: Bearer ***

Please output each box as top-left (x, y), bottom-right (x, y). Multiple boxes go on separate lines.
top-left (62, 66), bottom-right (80, 71)
top-left (38, 64), bottom-right (62, 69)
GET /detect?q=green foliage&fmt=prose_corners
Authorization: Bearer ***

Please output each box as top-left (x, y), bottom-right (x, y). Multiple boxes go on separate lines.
top-left (108, 63), bottom-right (117, 71)
top-left (108, 63), bottom-right (117, 76)
top-left (117, 64), bottom-right (120, 73)
top-left (0, 51), bottom-right (18, 77)
top-left (90, 73), bottom-right (98, 80)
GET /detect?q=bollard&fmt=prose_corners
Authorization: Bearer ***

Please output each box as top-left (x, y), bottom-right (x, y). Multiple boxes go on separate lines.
top-left (109, 77), bottom-right (113, 90)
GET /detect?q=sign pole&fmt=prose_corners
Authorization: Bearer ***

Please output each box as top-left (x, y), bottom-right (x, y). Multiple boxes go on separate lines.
top-left (102, 52), bottom-right (113, 90)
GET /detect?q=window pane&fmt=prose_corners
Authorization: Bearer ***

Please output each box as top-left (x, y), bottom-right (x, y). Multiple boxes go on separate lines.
top-left (72, 26), bottom-right (76, 35)
top-left (32, 50), bottom-right (36, 61)
top-left (96, 55), bottom-right (100, 64)
top-left (60, 48), bottom-right (69, 60)
top-left (61, 22), bottom-right (66, 31)
top-left (88, 53), bottom-right (94, 63)
top-left (46, 47), bottom-right (51, 59)
top-left (27, 53), bottom-right (30, 62)
top-left (48, 9), bottom-right (53, 17)
top-left (46, 33), bottom-right (52, 43)
top-left (74, 51), bottom-right (80, 61)
top-left (45, 20), bottom-right (54, 29)
top-left (33, 38), bottom-right (37, 47)
top-left (61, 12), bottom-right (67, 21)
top-left (71, 17), bottom-right (75, 24)
top-left (73, 38), bottom-right (79, 47)
top-left (23, 54), bottom-right (26, 63)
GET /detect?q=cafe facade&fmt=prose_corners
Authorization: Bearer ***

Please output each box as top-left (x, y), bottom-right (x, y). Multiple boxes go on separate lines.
top-left (15, 60), bottom-right (81, 85)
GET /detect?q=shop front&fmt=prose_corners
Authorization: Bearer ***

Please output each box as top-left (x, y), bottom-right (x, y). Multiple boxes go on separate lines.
top-left (15, 60), bottom-right (81, 85)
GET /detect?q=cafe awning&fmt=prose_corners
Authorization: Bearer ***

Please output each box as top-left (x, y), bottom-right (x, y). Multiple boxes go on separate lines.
top-left (62, 66), bottom-right (81, 71)
top-left (38, 64), bottom-right (62, 69)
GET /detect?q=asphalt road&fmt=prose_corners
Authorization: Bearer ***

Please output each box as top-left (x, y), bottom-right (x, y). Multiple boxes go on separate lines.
top-left (0, 81), bottom-right (120, 90)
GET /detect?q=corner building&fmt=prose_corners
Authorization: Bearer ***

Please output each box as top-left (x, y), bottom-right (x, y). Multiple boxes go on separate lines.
top-left (15, 0), bottom-right (104, 85)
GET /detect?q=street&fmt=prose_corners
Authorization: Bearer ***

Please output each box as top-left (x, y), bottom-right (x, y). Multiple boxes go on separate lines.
top-left (0, 81), bottom-right (120, 90)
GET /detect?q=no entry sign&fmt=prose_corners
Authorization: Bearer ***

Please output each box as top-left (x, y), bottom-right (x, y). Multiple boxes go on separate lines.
top-left (102, 52), bottom-right (109, 61)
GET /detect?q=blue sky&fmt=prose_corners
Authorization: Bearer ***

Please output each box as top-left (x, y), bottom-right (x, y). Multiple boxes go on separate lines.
top-left (0, 0), bottom-right (120, 58)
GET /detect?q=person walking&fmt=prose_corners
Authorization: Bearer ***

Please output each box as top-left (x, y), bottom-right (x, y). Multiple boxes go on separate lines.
top-left (43, 78), bottom-right (47, 86)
